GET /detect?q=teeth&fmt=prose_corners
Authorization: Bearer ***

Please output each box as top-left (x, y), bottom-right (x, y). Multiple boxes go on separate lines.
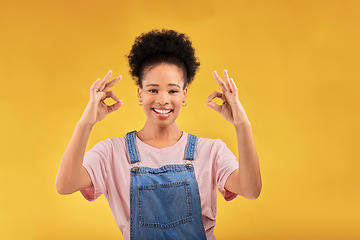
top-left (154, 109), bottom-right (172, 114)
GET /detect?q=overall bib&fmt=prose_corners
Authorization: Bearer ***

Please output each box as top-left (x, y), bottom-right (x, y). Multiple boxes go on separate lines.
top-left (125, 131), bottom-right (207, 240)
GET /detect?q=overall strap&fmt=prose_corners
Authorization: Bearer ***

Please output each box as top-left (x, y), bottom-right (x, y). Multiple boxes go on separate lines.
top-left (184, 134), bottom-right (198, 161)
top-left (125, 131), bottom-right (140, 164)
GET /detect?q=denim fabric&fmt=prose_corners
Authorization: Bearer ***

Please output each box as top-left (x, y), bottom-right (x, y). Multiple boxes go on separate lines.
top-left (125, 131), bottom-right (207, 240)
top-left (184, 133), bottom-right (198, 160)
top-left (126, 131), bottom-right (141, 164)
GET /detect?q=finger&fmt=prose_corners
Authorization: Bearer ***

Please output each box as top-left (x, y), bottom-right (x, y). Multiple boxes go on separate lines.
top-left (90, 79), bottom-right (102, 98)
top-left (107, 101), bottom-right (124, 114)
top-left (229, 77), bottom-right (238, 93)
top-left (224, 69), bottom-right (233, 93)
top-left (105, 91), bottom-right (122, 103)
top-left (102, 75), bottom-right (122, 92)
top-left (90, 78), bottom-right (101, 91)
top-left (205, 102), bottom-right (221, 113)
top-left (206, 91), bottom-right (223, 102)
top-left (213, 71), bottom-right (227, 92)
top-left (97, 70), bottom-right (113, 90)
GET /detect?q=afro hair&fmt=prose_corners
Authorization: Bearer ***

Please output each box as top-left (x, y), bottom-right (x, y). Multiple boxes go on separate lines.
top-left (126, 29), bottom-right (200, 88)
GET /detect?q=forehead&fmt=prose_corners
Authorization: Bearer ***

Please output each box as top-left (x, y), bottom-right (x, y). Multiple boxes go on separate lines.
top-left (142, 63), bottom-right (185, 86)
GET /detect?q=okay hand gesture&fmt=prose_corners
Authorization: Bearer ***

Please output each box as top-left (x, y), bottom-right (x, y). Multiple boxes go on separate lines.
top-left (205, 69), bottom-right (249, 127)
top-left (80, 70), bottom-right (123, 126)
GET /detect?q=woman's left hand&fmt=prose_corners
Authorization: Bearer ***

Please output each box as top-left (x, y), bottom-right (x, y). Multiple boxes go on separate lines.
top-left (206, 69), bottom-right (249, 127)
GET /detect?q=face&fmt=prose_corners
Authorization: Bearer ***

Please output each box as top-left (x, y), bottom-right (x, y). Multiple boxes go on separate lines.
top-left (137, 63), bottom-right (187, 128)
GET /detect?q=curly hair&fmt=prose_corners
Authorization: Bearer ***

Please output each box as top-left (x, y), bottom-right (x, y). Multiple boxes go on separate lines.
top-left (126, 29), bottom-right (200, 88)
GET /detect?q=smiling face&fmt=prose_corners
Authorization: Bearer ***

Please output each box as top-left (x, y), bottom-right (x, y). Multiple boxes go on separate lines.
top-left (137, 63), bottom-right (187, 128)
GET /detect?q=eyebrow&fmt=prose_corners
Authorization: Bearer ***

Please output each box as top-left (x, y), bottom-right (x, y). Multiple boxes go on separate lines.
top-left (145, 83), bottom-right (181, 88)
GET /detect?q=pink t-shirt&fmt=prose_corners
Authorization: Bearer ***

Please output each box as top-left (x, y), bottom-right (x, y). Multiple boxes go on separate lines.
top-left (80, 132), bottom-right (239, 240)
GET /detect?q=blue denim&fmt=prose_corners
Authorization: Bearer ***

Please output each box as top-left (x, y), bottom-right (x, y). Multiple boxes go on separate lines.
top-left (126, 131), bottom-right (207, 240)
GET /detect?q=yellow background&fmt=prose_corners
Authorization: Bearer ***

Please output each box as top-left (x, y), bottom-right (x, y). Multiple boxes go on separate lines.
top-left (0, 0), bottom-right (359, 239)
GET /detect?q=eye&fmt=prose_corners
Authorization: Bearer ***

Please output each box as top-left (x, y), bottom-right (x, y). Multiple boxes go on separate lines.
top-left (148, 89), bottom-right (158, 93)
top-left (169, 90), bottom-right (179, 94)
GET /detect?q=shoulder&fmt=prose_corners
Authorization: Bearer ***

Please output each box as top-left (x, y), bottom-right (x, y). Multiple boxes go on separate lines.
top-left (108, 136), bottom-right (126, 146)
top-left (196, 135), bottom-right (227, 149)
top-left (188, 134), bottom-right (231, 155)
top-left (91, 137), bottom-right (124, 149)
top-left (84, 136), bottom-right (131, 168)
top-left (87, 137), bottom-right (127, 157)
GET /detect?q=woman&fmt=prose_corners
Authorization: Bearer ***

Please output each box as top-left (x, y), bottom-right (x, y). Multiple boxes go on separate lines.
top-left (56, 29), bottom-right (262, 240)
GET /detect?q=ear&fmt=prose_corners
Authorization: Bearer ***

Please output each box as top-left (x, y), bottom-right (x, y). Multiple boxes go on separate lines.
top-left (183, 87), bottom-right (188, 102)
top-left (137, 87), bottom-right (143, 102)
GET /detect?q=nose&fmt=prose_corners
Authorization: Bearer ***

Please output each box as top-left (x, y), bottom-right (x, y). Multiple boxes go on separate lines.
top-left (156, 92), bottom-right (170, 105)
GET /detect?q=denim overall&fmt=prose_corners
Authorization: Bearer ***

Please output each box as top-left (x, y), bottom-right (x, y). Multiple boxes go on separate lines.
top-left (125, 131), bottom-right (207, 240)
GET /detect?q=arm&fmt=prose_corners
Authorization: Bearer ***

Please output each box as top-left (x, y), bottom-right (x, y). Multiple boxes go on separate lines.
top-left (56, 70), bottom-right (123, 195)
top-left (206, 69), bottom-right (262, 199)
top-left (226, 120), bottom-right (262, 199)
top-left (56, 121), bottom-right (94, 195)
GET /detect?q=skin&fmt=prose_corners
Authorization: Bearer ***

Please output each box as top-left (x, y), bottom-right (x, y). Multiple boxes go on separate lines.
top-left (206, 69), bottom-right (262, 199)
top-left (136, 64), bottom-right (187, 148)
top-left (56, 63), bottom-right (261, 200)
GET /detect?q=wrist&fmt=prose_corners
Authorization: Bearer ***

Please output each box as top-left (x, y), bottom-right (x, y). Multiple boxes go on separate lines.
top-left (77, 118), bottom-right (95, 129)
top-left (233, 118), bottom-right (251, 129)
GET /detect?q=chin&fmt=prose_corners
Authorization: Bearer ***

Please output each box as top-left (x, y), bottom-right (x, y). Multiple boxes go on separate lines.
top-left (153, 119), bottom-right (177, 128)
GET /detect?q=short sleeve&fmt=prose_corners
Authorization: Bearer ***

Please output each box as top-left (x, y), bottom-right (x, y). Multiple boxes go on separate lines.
top-left (80, 139), bottom-right (111, 202)
top-left (215, 139), bottom-right (239, 201)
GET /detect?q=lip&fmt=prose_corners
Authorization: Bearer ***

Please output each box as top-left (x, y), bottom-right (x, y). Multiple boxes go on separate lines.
top-left (152, 108), bottom-right (173, 119)
top-left (152, 107), bottom-right (172, 110)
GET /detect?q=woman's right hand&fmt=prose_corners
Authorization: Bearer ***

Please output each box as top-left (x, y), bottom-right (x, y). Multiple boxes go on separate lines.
top-left (79, 70), bottom-right (123, 127)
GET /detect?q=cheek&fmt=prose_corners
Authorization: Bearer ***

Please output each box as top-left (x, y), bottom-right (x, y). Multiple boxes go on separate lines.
top-left (142, 95), bottom-right (153, 104)
top-left (173, 97), bottom-right (183, 108)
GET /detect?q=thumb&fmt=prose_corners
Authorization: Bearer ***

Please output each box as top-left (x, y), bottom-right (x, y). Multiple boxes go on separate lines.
top-left (108, 101), bottom-right (124, 114)
top-left (205, 102), bottom-right (221, 113)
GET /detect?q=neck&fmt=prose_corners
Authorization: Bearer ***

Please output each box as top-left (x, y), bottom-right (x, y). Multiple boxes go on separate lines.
top-left (137, 121), bottom-right (182, 141)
